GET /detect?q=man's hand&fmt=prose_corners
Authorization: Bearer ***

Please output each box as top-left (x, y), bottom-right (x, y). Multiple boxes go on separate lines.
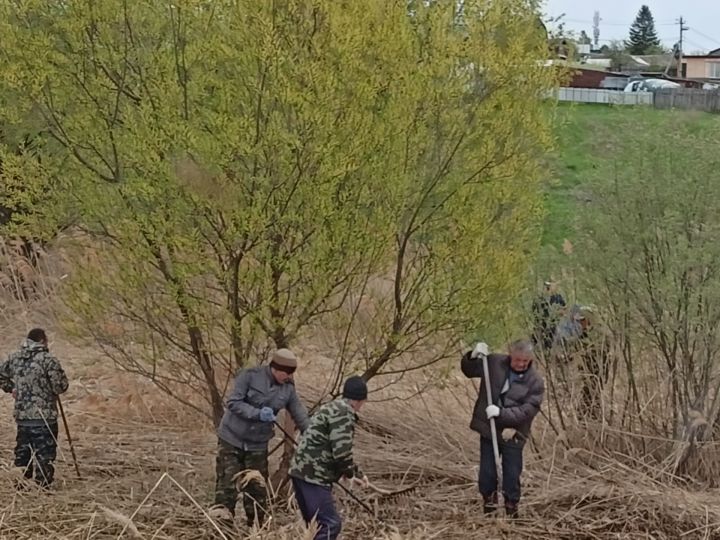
top-left (259, 407), bottom-right (276, 423)
top-left (351, 474), bottom-right (370, 490)
top-left (471, 342), bottom-right (489, 359)
top-left (11, 389), bottom-right (16, 400)
top-left (485, 404), bottom-right (500, 419)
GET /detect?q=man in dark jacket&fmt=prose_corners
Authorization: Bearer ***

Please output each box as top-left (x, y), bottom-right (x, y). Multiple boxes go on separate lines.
top-left (212, 349), bottom-right (310, 527)
top-left (532, 280), bottom-right (566, 350)
top-left (0, 328), bottom-right (69, 488)
top-left (461, 339), bottom-right (545, 518)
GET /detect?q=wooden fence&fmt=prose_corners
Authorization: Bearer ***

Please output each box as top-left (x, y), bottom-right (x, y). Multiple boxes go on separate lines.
top-left (553, 88), bottom-right (653, 106)
top-left (654, 88), bottom-right (720, 113)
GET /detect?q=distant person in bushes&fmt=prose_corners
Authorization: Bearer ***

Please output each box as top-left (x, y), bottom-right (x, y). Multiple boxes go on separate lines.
top-left (461, 339), bottom-right (545, 518)
top-left (212, 348), bottom-right (310, 528)
top-left (532, 280), bottom-right (566, 350)
top-left (0, 328), bottom-right (69, 489)
top-left (556, 306), bottom-right (610, 418)
top-left (289, 376), bottom-right (370, 540)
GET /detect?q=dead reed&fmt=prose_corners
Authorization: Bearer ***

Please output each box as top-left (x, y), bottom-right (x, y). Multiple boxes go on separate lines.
top-left (2, 373), bottom-right (720, 540)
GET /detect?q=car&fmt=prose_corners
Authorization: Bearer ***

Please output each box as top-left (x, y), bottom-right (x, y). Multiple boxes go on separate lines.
top-left (624, 79), bottom-right (682, 92)
top-left (624, 78), bottom-right (681, 93)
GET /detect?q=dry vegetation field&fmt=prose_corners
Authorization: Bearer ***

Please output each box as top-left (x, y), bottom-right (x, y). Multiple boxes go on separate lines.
top-left (2, 318), bottom-right (720, 539)
top-left (3, 154), bottom-right (720, 537)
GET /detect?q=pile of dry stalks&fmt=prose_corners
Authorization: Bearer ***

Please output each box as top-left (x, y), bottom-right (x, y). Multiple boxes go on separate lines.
top-left (2, 364), bottom-right (720, 540)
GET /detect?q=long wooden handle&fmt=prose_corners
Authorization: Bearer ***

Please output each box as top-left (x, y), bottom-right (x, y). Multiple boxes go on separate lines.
top-left (481, 355), bottom-right (503, 502)
top-left (57, 396), bottom-right (82, 479)
top-left (272, 420), bottom-right (381, 522)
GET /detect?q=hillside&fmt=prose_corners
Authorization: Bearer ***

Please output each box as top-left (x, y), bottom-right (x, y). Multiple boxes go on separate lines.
top-left (541, 104), bottom-right (720, 251)
top-left (3, 105), bottom-right (720, 539)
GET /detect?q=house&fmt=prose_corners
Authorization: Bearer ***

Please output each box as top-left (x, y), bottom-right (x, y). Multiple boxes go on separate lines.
top-left (567, 66), bottom-right (628, 89)
top-left (627, 54), bottom-right (674, 75)
top-left (682, 47), bottom-right (720, 80)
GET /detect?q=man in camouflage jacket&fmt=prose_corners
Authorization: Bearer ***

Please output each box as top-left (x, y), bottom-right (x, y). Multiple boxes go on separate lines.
top-left (0, 328), bottom-right (69, 488)
top-left (213, 348), bottom-right (309, 528)
top-left (289, 376), bottom-right (369, 540)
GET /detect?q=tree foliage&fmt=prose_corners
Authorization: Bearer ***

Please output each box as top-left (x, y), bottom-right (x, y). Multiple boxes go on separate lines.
top-left (570, 120), bottom-right (720, 447)
top-left (0, 0), bottom-right (558, 424)
top-left (627, 5), bottom-right (661, 55)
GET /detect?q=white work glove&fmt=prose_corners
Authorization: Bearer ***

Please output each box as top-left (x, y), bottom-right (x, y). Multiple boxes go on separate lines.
top-left (485, 404), bottom-right (500, 419)
top-left (471, 342), bottom-right (489, 359)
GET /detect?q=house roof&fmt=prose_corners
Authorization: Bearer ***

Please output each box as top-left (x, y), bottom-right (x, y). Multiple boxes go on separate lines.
top-left (584, 58), bottom-right (612, 68)
top-left (684, 47), bottom-right (720, 59)
top-left (632, 54), bottom-right (673, 67)
top-left (573, 66), bottom-right (627, 77)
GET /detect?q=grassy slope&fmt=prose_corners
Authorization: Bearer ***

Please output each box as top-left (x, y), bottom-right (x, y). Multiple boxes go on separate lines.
top-left (541, 103), bottom-right (720, 251)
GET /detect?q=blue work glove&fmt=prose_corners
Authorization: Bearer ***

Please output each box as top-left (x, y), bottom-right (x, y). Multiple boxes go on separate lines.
top-left (259, 407), bottom-right (276, 423)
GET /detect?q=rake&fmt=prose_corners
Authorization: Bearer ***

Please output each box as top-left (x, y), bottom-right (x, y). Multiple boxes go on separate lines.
top-left (273, 420), bottom-right (419, 525)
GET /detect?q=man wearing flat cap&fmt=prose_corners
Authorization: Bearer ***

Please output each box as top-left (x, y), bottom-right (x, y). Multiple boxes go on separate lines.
top-left (212, 349), bottom-right (310, 528)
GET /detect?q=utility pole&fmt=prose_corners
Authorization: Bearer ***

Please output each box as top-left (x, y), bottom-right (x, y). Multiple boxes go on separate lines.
top-left (592, 11), bottom-right (601, 50)
top-left (677, 16), bottom-right (688, 77)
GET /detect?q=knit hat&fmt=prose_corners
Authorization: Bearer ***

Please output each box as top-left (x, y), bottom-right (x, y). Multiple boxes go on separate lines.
top-left (270, 349), bottom-right (297, 371)
top-left (342, 376), bottom-right (368, 401)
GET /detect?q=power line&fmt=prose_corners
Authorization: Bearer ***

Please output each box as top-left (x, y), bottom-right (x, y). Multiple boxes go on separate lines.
top-left (684, 38), bottom-right (710, 53)
top-left (592, 37), bottom-right (678, 43)
top-left (560, 17), bottom-right (677, 27)
top-left (688, 28), bottom-right (720, 48)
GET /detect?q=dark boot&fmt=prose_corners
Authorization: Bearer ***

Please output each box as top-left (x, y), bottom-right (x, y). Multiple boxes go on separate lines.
top-left (505, 502), bottom-right (519, 519)
top-left (209, 505), bottom-right (235, 532)
top-left (13, 478), bottom-right (31, 492)
top-left (483, 493), bottom-right (498, 515)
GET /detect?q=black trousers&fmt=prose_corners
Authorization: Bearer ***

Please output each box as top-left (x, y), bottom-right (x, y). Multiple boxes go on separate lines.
top-left (478, 436), bottom-right (523, 505)
top-left (15, 423), bottom-right (59, 487)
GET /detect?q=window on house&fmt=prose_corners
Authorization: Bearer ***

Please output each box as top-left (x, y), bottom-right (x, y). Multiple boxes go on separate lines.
top-left (707, 62), bottom-right (720, 79)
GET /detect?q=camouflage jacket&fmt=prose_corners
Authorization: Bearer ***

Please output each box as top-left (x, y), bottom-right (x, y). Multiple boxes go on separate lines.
top-left (289, 397), bottom-right (360, 486)
top-left (0, 339), bottom-right (69, 425)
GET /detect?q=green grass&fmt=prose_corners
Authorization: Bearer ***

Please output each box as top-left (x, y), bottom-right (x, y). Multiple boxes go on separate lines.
top-left (541, 104), bottom-right (720, 250)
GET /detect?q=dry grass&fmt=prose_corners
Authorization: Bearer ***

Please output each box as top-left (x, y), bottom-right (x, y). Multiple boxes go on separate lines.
top-left (2, 346), bottom-right (720, 540)
top-left (1, 256), bottom-right (720, 540)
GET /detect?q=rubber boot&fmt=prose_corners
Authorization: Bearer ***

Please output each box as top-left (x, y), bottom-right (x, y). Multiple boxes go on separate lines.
top-left (483, 493), bottom-right (498, 515)
top-left (208, 505), bottom-right (235, 532)
top-left (505, 502), bottom-right (519, 519)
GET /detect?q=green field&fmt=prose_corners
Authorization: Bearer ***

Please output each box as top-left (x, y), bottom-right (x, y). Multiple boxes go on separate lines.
top-left (542, 104), bottom-right (720, 251)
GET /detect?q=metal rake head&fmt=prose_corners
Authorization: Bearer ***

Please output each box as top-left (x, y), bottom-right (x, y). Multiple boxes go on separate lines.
top-left (370, 484), bottom-right (419, 502)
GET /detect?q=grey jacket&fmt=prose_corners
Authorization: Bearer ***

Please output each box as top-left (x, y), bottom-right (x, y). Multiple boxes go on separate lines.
top-left (461, 352), bottom-right (544, 446)
top-left (217, 366), bottom-right (310, 450)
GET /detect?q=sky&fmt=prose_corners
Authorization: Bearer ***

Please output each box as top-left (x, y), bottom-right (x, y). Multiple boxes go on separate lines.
top-left (543, 0), bottom-right (720, 54)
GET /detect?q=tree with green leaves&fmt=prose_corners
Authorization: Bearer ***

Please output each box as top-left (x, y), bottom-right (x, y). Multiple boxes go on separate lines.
top-left (627, 5), bottom-right (661, 55)
top-left (0, 0), bottom-right (558, 426)
top-left (566, 119), bottom-right (720, 461)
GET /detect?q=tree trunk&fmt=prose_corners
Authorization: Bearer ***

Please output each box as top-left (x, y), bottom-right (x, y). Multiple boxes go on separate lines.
top-left (270, 411), bottom-right (297, 499)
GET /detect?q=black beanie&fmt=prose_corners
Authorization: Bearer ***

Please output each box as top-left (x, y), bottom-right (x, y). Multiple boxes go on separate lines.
top-left (342, 376), bottom-right (368, 401)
